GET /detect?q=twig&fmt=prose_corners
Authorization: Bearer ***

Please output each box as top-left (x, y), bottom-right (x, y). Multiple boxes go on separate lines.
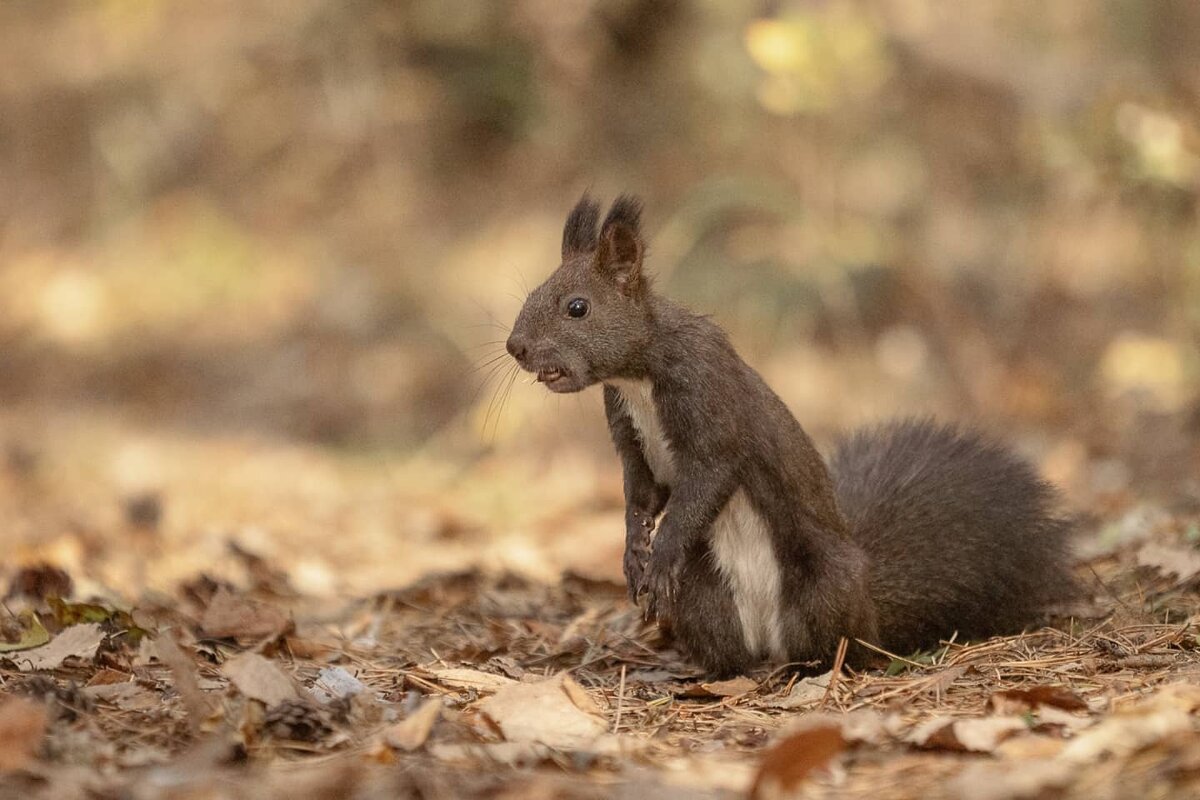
top-left (853, 638), bottom-right (931, 670)
top-left (820, 637), bottom-right (849, 710)
top-left (613, 664), bottom-right (627, 734)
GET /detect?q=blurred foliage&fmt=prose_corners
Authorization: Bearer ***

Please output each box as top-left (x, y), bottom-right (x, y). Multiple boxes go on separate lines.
top-left (0, 0), bottom-right (1197, 481)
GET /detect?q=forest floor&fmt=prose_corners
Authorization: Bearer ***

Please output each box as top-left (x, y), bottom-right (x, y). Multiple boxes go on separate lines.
top-left (2, 409), bottom-right (1200, 800)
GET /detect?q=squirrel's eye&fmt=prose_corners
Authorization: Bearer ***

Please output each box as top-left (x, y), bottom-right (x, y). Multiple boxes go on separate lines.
top-left (566, 298), bottom-right (589, 318)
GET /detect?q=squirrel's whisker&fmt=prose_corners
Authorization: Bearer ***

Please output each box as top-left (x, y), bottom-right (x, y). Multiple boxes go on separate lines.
top-left (467, 357), bottom-right (516, 415)
top-left (468, 352), bottom-right (511, 376)
top-left (482, 362), bottom-right (518, 441)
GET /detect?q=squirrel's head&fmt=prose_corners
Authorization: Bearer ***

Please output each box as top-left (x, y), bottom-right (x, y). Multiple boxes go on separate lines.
top-left (506, 194), bottom-right (653, 393)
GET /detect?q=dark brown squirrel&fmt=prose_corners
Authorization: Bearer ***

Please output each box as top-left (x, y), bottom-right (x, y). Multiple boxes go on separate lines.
top-left (505, 194), bottom-right (1078, 676)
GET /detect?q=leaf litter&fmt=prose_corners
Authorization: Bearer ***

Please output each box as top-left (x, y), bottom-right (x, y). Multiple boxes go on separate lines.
top-left (2, 431), bottom-right (1200, 798)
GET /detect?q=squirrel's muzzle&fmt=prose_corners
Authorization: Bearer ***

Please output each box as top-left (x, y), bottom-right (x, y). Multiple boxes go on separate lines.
top-left (506, 333), bottom-right (529, 365)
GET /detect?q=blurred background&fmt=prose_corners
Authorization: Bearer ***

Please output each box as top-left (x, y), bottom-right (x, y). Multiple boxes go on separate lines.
top-left (2, 0), bottom-right (1198, 598)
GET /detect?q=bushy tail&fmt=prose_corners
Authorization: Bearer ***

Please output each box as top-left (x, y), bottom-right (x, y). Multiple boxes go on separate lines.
top-left (829, 419), bottom-right (1077, 655)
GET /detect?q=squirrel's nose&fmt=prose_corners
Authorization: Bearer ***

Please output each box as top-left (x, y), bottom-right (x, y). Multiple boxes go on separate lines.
top-left (506, 333), bottom-right (528, 363)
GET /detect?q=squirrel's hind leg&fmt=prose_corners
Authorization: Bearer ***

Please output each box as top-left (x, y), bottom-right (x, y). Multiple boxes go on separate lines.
top-left (666, 541), bottom-right (757, 678)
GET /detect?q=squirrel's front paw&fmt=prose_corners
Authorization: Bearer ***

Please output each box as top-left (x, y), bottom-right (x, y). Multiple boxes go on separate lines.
top-left (640, 542), bottom-right (683, 624)
top-left (623, 509), bottom-right (655, 603)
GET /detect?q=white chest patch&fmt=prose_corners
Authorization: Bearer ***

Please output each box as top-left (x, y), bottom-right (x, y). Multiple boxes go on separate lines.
top-left (608, 378), bottom-right (677, 485)
top-left (607, 379), bottom-right (785, 661)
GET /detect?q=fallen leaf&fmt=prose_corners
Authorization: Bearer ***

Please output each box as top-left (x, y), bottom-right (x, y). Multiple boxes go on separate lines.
top-left (84, 682), bottom-right (161, 711)
top-left (994, 735), bottom-right (1067, 760)
top-left (660, 754), bottom-right (759, 794)
top-left (1056, 684), bottom-right (1200, 765)
top-left (772, 711), bottom-right (894, 748)
top-left (561, 674), bottom-right (606, 715)
top-left (47, 598), bottom-right (114, 626)
top-left (1060, 708), bottom-right (1191, 764)
top-left (222, 652), bottom-right (302, 707)
top-left (949, 759), bottom-right (1075, 800)
top-left (764, 672), bottom-right (830, 709)
top-left (750, 724), bottom-right (846, 798)
top-left (200, 587), bottom-right (291, 640)
top-left (0, 697), bottom-right (48, 772)
top-left (0, 611), bottom-right (50, 653)
top-left (384, 697), bottom-right (442, 751)
top-left (13, 623), bottom-right (104, 671)
top-left (700, 676), bottom-right (757, 697)
top-left (908, 716), bottom-right (1029, 753)
top-left (1144, 682), bottom-right (1200, 713)
top-left (1032, 704), bottom-right (1095, 734)
top-left (86, 668), bottom-right (131, 687)
top-left (477, 673), bottom-right (606, 750)
top-left (990, 685), bottom-right (1088, 714)
top-left (430, 667), bottom-right (517, 693)
top-left (309, 666), bottom-right (367, 704)
top-left (841, 710), bottom-right (900, 745)
top-left (1136, 542), bottom-right (1200, 582)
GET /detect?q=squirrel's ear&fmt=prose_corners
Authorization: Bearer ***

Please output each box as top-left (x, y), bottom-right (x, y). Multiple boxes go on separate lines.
top-left (562, 194), bottom-right (600, 259)
top-left (596, 195), bottom-right (645, 293)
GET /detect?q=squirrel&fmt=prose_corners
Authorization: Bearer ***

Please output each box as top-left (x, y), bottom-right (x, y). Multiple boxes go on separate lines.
top-left (505, 194), bottom-right (1078, 676)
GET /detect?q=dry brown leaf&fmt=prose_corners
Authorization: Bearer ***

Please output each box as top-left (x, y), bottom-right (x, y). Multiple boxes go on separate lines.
top-left (765, 672), bottom-right (830, 709)
top-left (679, 675), bottom-right (758, 699)
top-left (772, 711), bottom-right (894, 749)
top-left (222, 652), bottom-right (303, 707)
top-left (658, 755), bottom-right (759, 794)
top-left (477, 673), bottom-right (606, 750)
top-left (431, 667), bottom-right (517, 693)
top-left (309, 666), bottom-right (367, 704)
top-left (84, 681), bottom-right (161, 711)
top-left (700, 676), bottom-right (757, 697)
top-left (384, 697), bottom-right (442, 751)
top-left (1143, 682), bottom-right (1200, 713)
top-left (0, 696), bottom-right (47, 772)
top-left (909, 716), bottom-right (1029, 753)
top-left (560, 674), bottom-right (605, 715)
top-left (989, 685), bottom-right (1088, 714)
top-left (949, 759), bottom-right (1075, 800)
top-left (200, 587), bottom-right (291, 640)
top-left (1061, 691), bottom-right (1195, 764)
top-left (13, 622), bottom-right (104, 671)
top-left (841, 711), bottom-right (900, 746)
top-left (1032, 704), bottom-right (1095, 733)
top-left (750, 724), bottom-right (846, 798)
top-left (86, 668), bottom-right (131, 687)
top-left (1061, 711), bottom-right (1190, 763)
top-left (994, 735), bottom-right (1067, 760)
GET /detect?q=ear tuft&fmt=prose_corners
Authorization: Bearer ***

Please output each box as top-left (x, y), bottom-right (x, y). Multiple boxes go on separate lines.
top-left (562, 194), bottom-right (601, 258)
top-left (602, 194), bottom-right (643, 234)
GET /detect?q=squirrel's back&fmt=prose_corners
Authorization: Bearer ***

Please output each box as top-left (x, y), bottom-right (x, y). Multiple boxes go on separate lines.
top-left (830, 419), bottom-right (1077, 655)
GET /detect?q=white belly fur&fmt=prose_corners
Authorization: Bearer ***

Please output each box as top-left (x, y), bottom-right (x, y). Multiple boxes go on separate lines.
top-left (608, 378), bottom-right (786, 661)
